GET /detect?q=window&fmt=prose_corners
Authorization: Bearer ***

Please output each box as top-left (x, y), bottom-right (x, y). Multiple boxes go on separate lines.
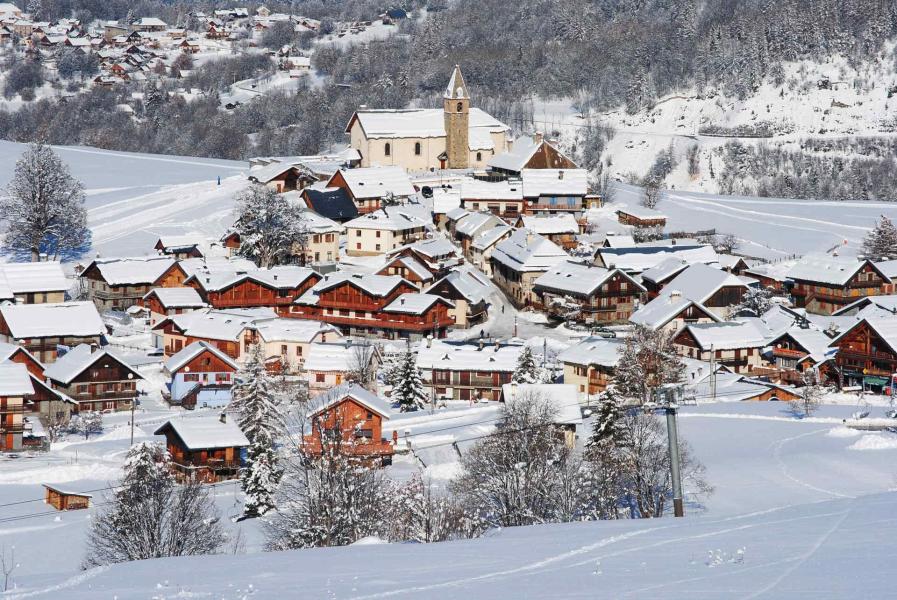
top-left (355, 230), bottom-right (361, 237)
top-left (184, 373), bottom-right (199, 382)
top-left (456, 102), bottom-right (463, 112)
top-left (414, 142), bottom-right (421, 156)
top-left (280, 344), bottom-right (287, 355)
top-left (375, 244), bottom-right (381, 251)
top-left (296, 346), bottom-right (303, 356)
top-left (476, 152), bottom-right (482, 162)
top-left (315, 373), bottom-right (325, 383)
top-left (356, 243), bottom-right (361, 250)
top-left (215, 373), bottom-right (230, 382)
top-left (375, 231), bottom-right (381, 238)
top-left (384, 142), bottom-right (391, 156)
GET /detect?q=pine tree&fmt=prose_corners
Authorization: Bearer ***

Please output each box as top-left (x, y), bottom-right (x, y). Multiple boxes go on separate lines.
top-left (587, 386), bottom-right (629, 449)
top-left (729, 286), bottom-right (774, 318)
top-left (230, 343), bottom-right (283, 517)
top-left (392, 349), bottom-right (426, 412)
top-left (861, 215), bottom-right (897, 260)
top-left (512, 346), bottom-right (541, 384)
top-left (0, 143), bottom-right (89, 261)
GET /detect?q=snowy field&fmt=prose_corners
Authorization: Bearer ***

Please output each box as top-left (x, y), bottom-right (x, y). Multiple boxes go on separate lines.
top-left (0, 141), bottom-right (246, 258)
top-left (3, 402), bottom-right (896, 599)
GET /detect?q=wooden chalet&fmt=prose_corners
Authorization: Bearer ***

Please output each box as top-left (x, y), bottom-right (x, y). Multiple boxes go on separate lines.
top-left (301, 384), bottom-right (394, 466)
top-left (247, 162), bottom-right (318, 193)
top-left (0, 261), bottom-right (69, 304)
top-left (428, 269), bottom-right (491, 328)
top-left (787, 255), bottom-right (892, 315)
top-left (828, 317), bottom-right (897, 390)
top-left (377, 254), bottom-right (435, 287)
top-left (163, 341), bottom-right (238, 409)
top-left (44, 344), bottom-right (142, 412)
top-left (415, 338), bottom-right (522, 401)
top-left (0, 362), bottom-right (34, 452)
top-left (672, 321), bottom-right (769, 374)
top-left (185, 267), bottom-right (321, 313)
top-left (80, 256), bottom-right (187, 311)
top-left (488, 133), bottom-right (578, 177)
top-left (616, 207), bottom-right (668, 227)
top-left (514, 214), bottom-right (581, 250)
top-left (459, 178), bottom-right (525, 221)
top-left (289, 273), bottom-right (455, 340)
top-left (558, 337), bottom-right (624, 397)
top-left (521, 168), bottom-right (588, 216)
top-left (154, 415), bottom-right (248, 483)
top-left (153, 236), bottom-right (204, 259)
top-left (753, 327), bottom-right (834, 385)
top-left (0, 302), bottom-right (105, 363)
top-left (44, 485), bottom-right (91, 510)
top-left (153, 308), bottom-right (277, 359)
top-left (142, 287), bottom-right (207, 328)
top-left (323, 167), bottom-right (416, 215)
top-left (533, 260), bottom-right (645, 324)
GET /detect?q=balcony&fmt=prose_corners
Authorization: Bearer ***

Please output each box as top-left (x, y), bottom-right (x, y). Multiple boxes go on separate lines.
top-left (300, 438), bottom-right (394, 458)
top-left (772, 347), bottom-right (806, 359)
top-left (300, 312), bottom-right (455, 333)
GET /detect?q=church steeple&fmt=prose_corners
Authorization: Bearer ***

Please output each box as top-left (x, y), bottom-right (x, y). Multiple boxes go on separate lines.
top-left (443, 65), bottom-right (470, 169)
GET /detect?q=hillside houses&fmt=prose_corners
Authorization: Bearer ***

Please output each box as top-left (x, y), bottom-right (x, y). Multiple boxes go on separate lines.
top-left (533, 260), bottom-right (645, 323)
top-left (558, 336), bottom-right (624, 396)
top-left (0, 262), bottom-right (69, 304)
top-left (787, 254), bottom-right (892, 315)
top-left (163, 341), bottom-right (238, 409)
top-left (80, 256), bottom-right (186, 311)
top-left (44, 344), bottom-right (142, 412)
top-left (416, 338), bottom-right (522, 401)
top-left (184, 266), bottom-right (321, 312)
top-left (344, 208), bottom-right (431, 256)
top-left (491, 229), bottom-right (568, 308)
top-left (0, 302), bottom-right (105, 363)
top-left (325, 167), bottom-right (416, 215)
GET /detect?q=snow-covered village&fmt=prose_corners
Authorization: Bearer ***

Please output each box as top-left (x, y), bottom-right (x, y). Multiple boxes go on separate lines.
top-left (0, 1), bottom-right (896, 598)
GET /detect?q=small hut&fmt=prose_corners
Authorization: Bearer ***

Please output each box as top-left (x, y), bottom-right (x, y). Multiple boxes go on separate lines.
top-left (43, 484), bottom-right (92, 510)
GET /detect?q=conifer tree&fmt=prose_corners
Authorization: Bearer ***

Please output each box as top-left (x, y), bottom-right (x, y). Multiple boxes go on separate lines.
top-left (587, 386), bottom-right (629, 449)
top-left (392, 349), bottom-right (426, 412)
top-left (230, 343), bottom-right (283, 517)
top-left (512, 346), bottom-right (542, 384)
top-left (862, 215), bottom-right (897, 261)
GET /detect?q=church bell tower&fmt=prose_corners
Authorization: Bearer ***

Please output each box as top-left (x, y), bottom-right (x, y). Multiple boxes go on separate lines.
top-left (443, 65), bottom-right (470, 169)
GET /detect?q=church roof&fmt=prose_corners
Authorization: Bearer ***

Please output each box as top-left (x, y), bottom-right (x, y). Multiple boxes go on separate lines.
top-left (346, 108), bottom-right (509, 140)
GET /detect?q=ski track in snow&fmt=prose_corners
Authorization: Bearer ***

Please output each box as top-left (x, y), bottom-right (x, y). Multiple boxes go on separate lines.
top-left (771, 428), bottom-right (854, 499)
top-left (6, 566), bottom-right (110, 599)
top-left (52, 146), bottom-right (245, 170)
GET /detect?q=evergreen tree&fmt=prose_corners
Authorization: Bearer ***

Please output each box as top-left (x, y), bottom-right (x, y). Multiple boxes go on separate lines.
top-left (861, 215), bottom-right (897, 260)
top-left (729, 286), bottom-right (774, 318)
top-left (232, 185), bottom-right (308, 268)
top-left (613, 325), bottom-right (685, 405)
top-left (230, 343), bottom-right (283, 517)
top-left (392, 349), bottom-right (426, 412)
top-left (0, 143), bottom-right (89, 261)
top-left (587, 386), bottom-right (629, 449)
top-left (512, 346), bottom-right (542, 384)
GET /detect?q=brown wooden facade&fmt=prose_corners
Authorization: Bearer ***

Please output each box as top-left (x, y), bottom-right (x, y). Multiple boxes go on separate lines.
top-left (830, 320), bottom-right (897, 388)
top-left (44, 485), bottom-right (91, 510)
top-left (790, 263), bottom-right (892, 315)
top-left (535, 271), bottom-right (645, 324)
top-left (155, 423), bottom-right (245, 483)
top-left (81, 261), bottom-right (188, 311)
top-left (187, 272), bottom-right (321, 312)
top-left (47, 353), bottom-right (141, 412)
top-left (301, 396), bottom-right (394, 465)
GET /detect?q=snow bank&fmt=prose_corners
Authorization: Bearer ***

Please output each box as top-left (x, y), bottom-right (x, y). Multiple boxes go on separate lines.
top-left (826, 426), bottom-right (863, 439)
top-left (0, 463), bottom-right (121, 485)
top-left (847, 434), bottom-right (897, 451)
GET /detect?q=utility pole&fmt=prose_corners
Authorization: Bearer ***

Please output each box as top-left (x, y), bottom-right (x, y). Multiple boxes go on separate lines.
top-left (666, 402), bottom-right (685, 517)
top-left (128, 372), bottom-right (136, 446)
top-left (709, 344), bottom-right (717, 403)
top-left (513, 315), bottom-right (518, 338)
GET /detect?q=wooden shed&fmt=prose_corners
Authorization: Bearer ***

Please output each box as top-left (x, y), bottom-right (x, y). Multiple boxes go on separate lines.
top-left (44, 484), bottom-right (92, 510)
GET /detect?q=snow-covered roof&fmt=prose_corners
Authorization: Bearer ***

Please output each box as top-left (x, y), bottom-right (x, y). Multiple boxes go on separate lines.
top-left (0, 302), bottom-right (104, 339)
top-left (298, 273), bottom-right (414, 305)
top-left (0, 342), bottom-right (39, 368)
top-left (617, 206), bottom-right (668, 220)
top-left (501, 383), bottom-right (582, 426)
top-left (390, 237), bottom-right (456, 260)
top-left (488, 138), bottom-right (540, 172)
top-left (347, 108), bottom-right (509, 140)
top-left (521, 169), bottom-right (588, 197)
top-left (303, 342), bottom-right (375, 373)
top-left (491, 229), bottom-right (569, 273)
top-left (517, 213), bottom-right (579, 235)
top-left (143, 287), bottom-right (205, 309)
top-left (155, 235), bottom-right (202, 251)
top-left (0, 362), bottom-right (33, 396)
top-left (659, 263), bottom-right (750, 304)
top-left (254, 318), bottom-right (339, 343)
top-left (460, 177), bottom-right (523, 201)
top-left (557, 336), bottom-right (624, 368)
top-left (386, 256), bottom-right (433, 281)
top-left (597, 244), bottom-right (718, 274)
top-left (629, 295), bottom-right (720, 330)
top-left (179, 256), bottom-right (257, 278)
top-left (344, 208), bottom-right (429, 232)
top-left (640, 257), bottom-right (690, 285)
top-left (444, 65), bottom-right (468, 99)
top-left (0, 261), bottom-right (68, 294)
top-left (134, 17), bottom-right (166, 26)
top-left (771, 327), bottom-right (833, 358)
top-left (602, 233), bottom-right (636, 247)
top-left (679, 320), bottom-right (770, 351)
top-left (787, 254), bottom-right (884, 286)
top-left (312, 383), bottom-right (392, 419)
top-left (301, 211), bottom-right (343, 234)
top-left (471, 224), bottom-right (513, 251)
top-left (44, 344), bottom-right (141, 385)
top-left (84, 256), bottom-right (177, 286)
top-left (161, 308), bottom-right (277, 342)
top-left (445, 207), bottom-right (469, 222)
top-left (534, 260), bottom-right (643, 297)
top-left (456, 212), bottom-right (501, 238)
top-left (829, 316), bottom-right (897, 354)
top-left (431, 187), bottom-right (462, 213)
top-left (430, 269), bottom-right (491, 304)
top-left (415, 339), bottom-right (522, 372)
top-left (164, 341), bottom-right (238, 374)
top-left (155, 416), bottom-right (249, 450)
top-left (190, 266), bottom-right (318, 293)
top-left (383, 293), bottom-right (452, 315)
top-left (832, 295), bottom-right (897, 316)
top-left (332, 166), bottom-right (416, 199)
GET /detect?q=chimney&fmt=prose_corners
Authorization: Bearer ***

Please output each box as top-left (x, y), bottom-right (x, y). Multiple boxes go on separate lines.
top-left (273, 274), bottom-right (278, 280)
top-left (533, 131), bottom-right (543, 145)
top-left (669, 290), bottom-right (682, 303)
top-left (219, 411), bottom-right (226, 424)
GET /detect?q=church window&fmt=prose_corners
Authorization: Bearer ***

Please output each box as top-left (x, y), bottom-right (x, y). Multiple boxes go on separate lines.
top-left (384, 142), bottom-right (391, 156)
top-left (476, 152), bottom-right (482, 162)
top-left (456, 102), bottom-right (463, 112)
top-left (414, 142), bottom-right (421, 155)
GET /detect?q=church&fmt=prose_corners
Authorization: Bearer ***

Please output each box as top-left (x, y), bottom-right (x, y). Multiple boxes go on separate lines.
top-left (345, 66), bottom-right (512, 171)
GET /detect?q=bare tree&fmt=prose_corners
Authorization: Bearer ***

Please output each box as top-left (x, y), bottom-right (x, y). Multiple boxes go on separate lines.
top-left (640, 180), bottom-right (661, 209)
top-left (347, 341), bottom-right (378, 390)
top-left (0, 545), bottom-right (17, 592)
top-left (613, 325), bottom-right (685, 405)
top-left (44, 411), bottom-right (70, 443)
top-left (715, 233), bottom-right (739, 254)
top-left (388, 473), bottom-right (479, 543)
top-left (791, 370), bottom-right (824, 418)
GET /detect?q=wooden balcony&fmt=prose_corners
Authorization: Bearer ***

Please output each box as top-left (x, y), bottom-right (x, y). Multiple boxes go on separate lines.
top-left (209, 296), bottom-right (297, 308)
top-left (294, 312), bottom-right (455, 333)
top-left (772, 347), bottom-right (806, 359)
top-left (300, 437), bottom-right (394, 458)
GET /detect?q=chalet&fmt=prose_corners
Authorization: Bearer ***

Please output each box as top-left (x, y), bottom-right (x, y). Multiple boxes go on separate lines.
top-left (80, 256), bottom-right (187, 311)
top-left (247, 162), bottom-right (318, 193)
top-left (154, 415), bottom-right (248, 483)
top-left (629, 292), bottom-right (721, 334)
top-left (142, 287), bottom-right (207, 328)
top-left (827, 317), bottom-right (897, 390)
top-left (153, 236), bottom-right (204, 259)
top-left (301, 186), bottom-right (359, 223)
top-left (490, 229), bottom-right (568, 308)
top-left (0, 343), bottom-right (74, 419)
top-left (595, 243), bottom-right (718, 274)
top-left (690, 370), bottom-right (801, 403)
top-left (787, 254), bottom-right (892, 315)
top-left (616, 206), bottom-right (668, 227)
top-left (0, 261), bottom-right (69, 304)
top-left (500, 383), bottom-right (582, 448)
top-left (185, 266), bottom-right (321, 312)
top-left (130, 17), bottom-right (167, 32)
top-left (387, 238), bottom-right (461, 276)
top-left (324, 167), bottom-right (416, 214)
top-left (163, 341), bottom-right (238, 409)
top-left (0, 302), bottom-right (105, 363)
top-left (672, 321), bottom-right (769, 374)
top-left (454, 211), bottom-right (505, 256)
top-left (514, 214), bottom-right (580, 250)
top-left (558, 336), bottom-right (624, 397)
top-left (489, 133), bottom-right (578, 177)
top-left (459, 178), bottom-right (525, 221)
top-left (718, 254), bottom-right (750, 275)
top-left (44, 344), bottom-right (142, 412)
top-left (303, 341), bottom-right (381, 392)
top-left (250, 318), bottom-right (343, 372)
top-left (344, 208), bottom-right (430, 256)
top-left (469, 224), bottom-right (513, 276)
top-left (416, 338), bottom-right (522, 401)
top-left (756, 327), bottom-right (834, 385)
top-left (521, 168), bottom-right (588, 216)
top-left (44, 484), bottom-right (92, 510)
top-left (153, 307), bottom-right (278, 358)
top-left (299, 211), bottom-right (342, 265)
top-left (428, 269), bottom-right (491, 328)
top-left (0, 362), bottom-right (34, 452)
top-left (301, 384), bottom-right (394, 465)
top-left (378, 254), bottom-right (435, 287)
top-left (650, 262), bottom-right (752, 319)
top-left (180, 38), bottom-right (201, 52)
top-left (345, 66), bottom-right (511, 171)
top-left (833, 295), bottom-right (897, 317)
top-left (533, 260), bottom-right (645, 324)
top-left (444, 207), bottom-right (471, 237)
